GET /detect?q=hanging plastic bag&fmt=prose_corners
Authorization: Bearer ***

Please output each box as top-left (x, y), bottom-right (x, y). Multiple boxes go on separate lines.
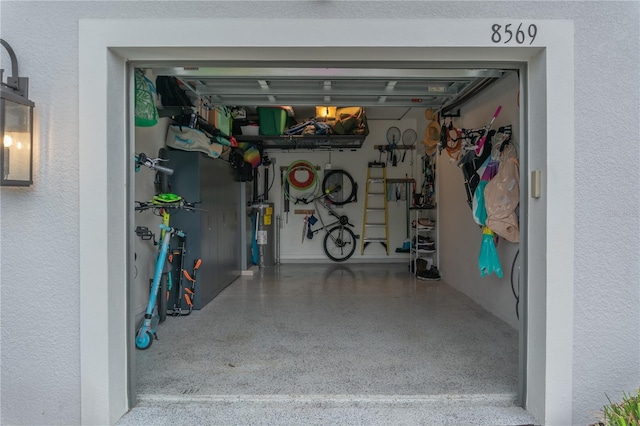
top-left (478, 226), bottom-right (503, 278)
top-left (134, 70), bottom-right (159, 127)
top-left (472, 180), bottom-right (489, 226)
top-left (166, 125), bottom-right (224, 159)
top-left (484, 157), bottom-right (520, 243)
top-left (236, 143), bottom-right (262, 169)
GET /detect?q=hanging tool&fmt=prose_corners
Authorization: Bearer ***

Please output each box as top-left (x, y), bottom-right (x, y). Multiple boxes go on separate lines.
top-left (252, 209), bottom-right (260, 265)
top-left (386, 126), bottom-right (401, 167)
top-left (280, 167), bottom-right (284, 221)
top-left (405, 176), bottom-right (410, 238)
top-left (284, 180), bottom-right (290, 223)
top-left (475, 106), bottom-right (502, 154)
top-left (401, 129), bottom-right (417, 163)
top-left (263, 158), bottom-right (270, 201)
top-left (302, 214), bottom-right (309, 243)
top-left (281, 167), bottom-right (290, 224)
top-left (377, 145), bottom-right (385, 164)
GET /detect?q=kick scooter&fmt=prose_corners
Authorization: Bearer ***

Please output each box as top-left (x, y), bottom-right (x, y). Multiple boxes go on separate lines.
top-left (134, 195), bottom-right (200, 349)
top-left (133, 153), bottom-right (199, 349)
top-left (135, 223), bottom-right (185, 350)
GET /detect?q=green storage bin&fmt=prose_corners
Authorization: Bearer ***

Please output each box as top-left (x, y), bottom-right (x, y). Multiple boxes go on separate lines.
top-left (214, 106), bottom-right (232, 137)
top-left (258, 107), bottom-right (288, 136)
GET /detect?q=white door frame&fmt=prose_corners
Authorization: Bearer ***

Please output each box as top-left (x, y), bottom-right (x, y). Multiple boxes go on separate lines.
top-left (79, 19), bottom-right (574, 425)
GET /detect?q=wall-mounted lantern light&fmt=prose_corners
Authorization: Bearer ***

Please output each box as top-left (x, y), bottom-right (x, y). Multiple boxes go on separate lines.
top-left (1, 39), bottom-right (34, 186)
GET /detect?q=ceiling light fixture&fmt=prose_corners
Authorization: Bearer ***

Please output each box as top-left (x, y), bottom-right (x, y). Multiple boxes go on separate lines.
top-left (315, 106), bottom-right (336, 120)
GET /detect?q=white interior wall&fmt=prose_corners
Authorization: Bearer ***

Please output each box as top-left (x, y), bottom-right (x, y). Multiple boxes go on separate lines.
top-left (437, 72), bottom-right (521, 329)
top-left (268, 118), bottom-right (418, 262)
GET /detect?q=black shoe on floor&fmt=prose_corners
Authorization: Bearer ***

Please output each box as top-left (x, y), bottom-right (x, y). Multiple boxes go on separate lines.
top-left (414, 258), bottom-right (429, 274)
top-left (417, 266), bottom-right (441, 281)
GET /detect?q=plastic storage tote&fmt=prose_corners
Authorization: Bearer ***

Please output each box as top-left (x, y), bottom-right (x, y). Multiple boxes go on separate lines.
top-left (257, 107), bottom-right (288, 136)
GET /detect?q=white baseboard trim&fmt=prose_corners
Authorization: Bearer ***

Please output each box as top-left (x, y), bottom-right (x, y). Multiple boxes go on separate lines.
top-left (240, 265), bottom-right (259, 276)
top-left (279, 257), bottom-right (409, 264)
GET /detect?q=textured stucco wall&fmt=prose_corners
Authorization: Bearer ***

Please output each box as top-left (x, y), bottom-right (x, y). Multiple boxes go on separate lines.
top-left (0, 2), bottom-right (638, 425)
top-left (567, 3), bottom-right (640, 423)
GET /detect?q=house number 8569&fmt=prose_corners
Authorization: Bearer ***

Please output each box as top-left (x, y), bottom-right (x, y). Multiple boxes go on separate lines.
top-left (491, 23), bottom-right (538, 45)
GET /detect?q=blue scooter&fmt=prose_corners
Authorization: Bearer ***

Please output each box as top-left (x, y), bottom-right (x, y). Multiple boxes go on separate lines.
top-left (135, 223), bottom-right (185, 350)
top-left (133, 152), bottom-right (197, 349)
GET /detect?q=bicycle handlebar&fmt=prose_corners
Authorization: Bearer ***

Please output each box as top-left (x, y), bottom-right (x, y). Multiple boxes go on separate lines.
top-left (135, 199), bottom-right (201, 212)
top-left (152, 164), bottom-right (174, 175)
top-left (135, 153), bottom-right (174, 175)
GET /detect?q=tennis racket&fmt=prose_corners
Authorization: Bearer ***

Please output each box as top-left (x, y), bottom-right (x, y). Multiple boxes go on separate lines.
top-left (386, 126), bottom-right (401, 166)
top-left (401, 129), bottom-right (417, 162)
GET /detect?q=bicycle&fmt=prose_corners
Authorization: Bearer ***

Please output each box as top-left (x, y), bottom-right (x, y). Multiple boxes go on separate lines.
top-left (294, 178), bottom-right (359, 262)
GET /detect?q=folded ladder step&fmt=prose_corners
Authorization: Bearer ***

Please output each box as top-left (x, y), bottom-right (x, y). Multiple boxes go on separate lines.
top-left (362, 162), bottom-right (389, 255)
top-left (368, 162), bottom-right (386, 168)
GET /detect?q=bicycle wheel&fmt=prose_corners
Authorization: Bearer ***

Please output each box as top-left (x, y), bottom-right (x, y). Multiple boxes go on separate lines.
top-left (158, 274), bottom-right (168, 323)
top-left (322, 169), bottom-right (356, 206)
top-left (323, 225), bottom-right (357, 262)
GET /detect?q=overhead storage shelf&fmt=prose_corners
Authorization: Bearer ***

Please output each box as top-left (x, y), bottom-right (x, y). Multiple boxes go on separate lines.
top-left (234, 134), bottom-right (367, 150)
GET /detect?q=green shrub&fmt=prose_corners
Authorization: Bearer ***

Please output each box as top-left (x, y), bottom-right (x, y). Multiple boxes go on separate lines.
top-left (598, 389), bottom-right (640, 426)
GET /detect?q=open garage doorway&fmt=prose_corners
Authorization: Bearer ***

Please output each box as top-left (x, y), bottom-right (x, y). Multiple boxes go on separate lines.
top-left (129, 61), bottom-right (526, 420)
top-left (79, 19), bottom-right (575, 425)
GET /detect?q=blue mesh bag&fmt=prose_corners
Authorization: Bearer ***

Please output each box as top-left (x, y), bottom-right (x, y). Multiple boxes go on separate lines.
top-left (478, 226), bottom-right (503, 278)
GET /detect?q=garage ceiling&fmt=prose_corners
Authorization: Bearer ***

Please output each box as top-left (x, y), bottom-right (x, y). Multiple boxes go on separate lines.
top-left (153, 65), bottom-right (508, 120)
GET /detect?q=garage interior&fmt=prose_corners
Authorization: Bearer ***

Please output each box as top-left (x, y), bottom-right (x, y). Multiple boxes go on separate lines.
top-left (123, 62), bottom-right (532, 424)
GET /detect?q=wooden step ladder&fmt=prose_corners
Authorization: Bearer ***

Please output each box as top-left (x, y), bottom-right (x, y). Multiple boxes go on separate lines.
top-left (361, 162), bottom-right (389, 255)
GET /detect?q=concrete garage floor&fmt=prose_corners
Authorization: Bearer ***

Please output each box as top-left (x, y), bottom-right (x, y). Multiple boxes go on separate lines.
top-left (118, 263), bottom-right (538, 425)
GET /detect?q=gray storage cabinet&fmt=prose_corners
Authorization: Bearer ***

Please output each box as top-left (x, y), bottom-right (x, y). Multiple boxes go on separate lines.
top-left (165, 148), bottom-right (241, 309)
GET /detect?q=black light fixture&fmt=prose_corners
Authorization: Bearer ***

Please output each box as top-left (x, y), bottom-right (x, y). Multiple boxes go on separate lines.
top-left (1, 39), bottom-right (34, 186)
